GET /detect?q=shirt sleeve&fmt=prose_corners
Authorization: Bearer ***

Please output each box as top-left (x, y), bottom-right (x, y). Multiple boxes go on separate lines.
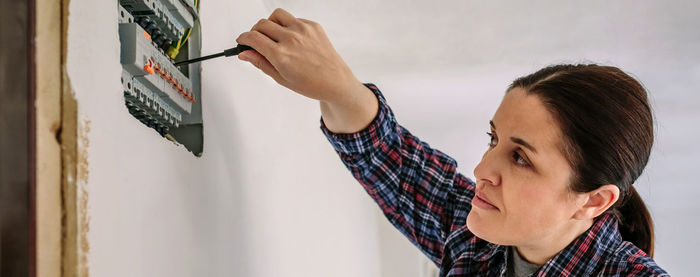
top-left (320, 83), bottom-right (477, 266)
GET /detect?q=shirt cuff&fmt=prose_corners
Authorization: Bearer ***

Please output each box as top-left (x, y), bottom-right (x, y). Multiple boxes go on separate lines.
top-left (320, 83), bottom-right (399, 156)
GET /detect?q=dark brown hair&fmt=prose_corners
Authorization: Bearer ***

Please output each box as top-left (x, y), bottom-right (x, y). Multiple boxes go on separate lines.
top-left (508, 64), bottom-right (655, 257)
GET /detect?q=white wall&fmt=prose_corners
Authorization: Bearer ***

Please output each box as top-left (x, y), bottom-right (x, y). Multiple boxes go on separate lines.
top-left (67, 0), bottom-right (699, 276)
top-left (67, 1), bottom-right (382, 276)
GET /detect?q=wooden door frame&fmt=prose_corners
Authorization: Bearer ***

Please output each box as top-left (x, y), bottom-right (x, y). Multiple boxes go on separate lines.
top-left (2, 0), bottom-right (99, 275)
top-left (0, 0), bottom-right (35, 276)
top-left (0, 0), bottom-right (81, 276)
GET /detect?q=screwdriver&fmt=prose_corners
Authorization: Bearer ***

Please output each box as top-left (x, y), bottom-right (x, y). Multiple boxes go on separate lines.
top-left (174, 44), bottom-right (254, 66)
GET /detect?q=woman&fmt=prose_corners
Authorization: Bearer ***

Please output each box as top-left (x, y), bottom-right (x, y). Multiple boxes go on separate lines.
top-left (236, 8), bottom-right (669, 276)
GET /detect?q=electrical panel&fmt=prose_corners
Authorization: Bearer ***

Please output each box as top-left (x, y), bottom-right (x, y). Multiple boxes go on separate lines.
top-left (118, 0), bottom-right (203, 155)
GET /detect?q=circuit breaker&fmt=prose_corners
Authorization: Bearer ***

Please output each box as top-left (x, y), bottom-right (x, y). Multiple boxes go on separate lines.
top-left (118, 0), bottom-right (203, 155)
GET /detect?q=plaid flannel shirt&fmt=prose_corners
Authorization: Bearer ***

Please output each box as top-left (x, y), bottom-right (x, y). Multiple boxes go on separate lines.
top-left (320, 83), bottom-right (669, 276)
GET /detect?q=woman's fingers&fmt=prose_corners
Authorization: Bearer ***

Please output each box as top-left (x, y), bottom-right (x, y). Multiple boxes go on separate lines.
top-left (268, 8), bottom-right (298, 27)
top-left (297, 18), bottom-right (319, 27)
top-left (238, 8), bottom-right (360, 102)
top-left (237, 50), bottom-right (283, 84)
top-left (250, 18), bottom-right (289, 43)
top-left (236, 30), bottom-right (277, 60)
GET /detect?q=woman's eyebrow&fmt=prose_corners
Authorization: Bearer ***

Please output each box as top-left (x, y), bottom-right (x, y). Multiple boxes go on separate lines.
top-left (490, 120), bottom-right (538, 154)
top-left (511, 137), bottom-right (538, 154)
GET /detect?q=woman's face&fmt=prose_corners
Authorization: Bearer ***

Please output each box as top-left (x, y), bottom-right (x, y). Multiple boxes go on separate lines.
top-left (467, 87), bottom-right (583, 247)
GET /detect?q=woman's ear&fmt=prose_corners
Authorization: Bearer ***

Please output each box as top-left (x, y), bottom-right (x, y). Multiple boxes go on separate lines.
top-left (573, 184), bottom-right (620, 220)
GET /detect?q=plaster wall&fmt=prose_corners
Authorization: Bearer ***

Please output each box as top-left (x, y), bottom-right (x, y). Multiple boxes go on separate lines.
top-left (66, 1), bottom-right (381, 276)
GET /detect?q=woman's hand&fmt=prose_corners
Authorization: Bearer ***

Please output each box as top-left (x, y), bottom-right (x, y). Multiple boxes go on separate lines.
top-left (236, 8), bottom-right (378, 134)
top-left (236, 8), bottom-right (362, 104)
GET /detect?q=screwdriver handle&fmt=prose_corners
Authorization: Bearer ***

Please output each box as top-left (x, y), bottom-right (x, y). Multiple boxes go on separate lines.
top-left (174, 45), bottom-right (254, 66)
top-left (223, 45), bottom-right (254, 57)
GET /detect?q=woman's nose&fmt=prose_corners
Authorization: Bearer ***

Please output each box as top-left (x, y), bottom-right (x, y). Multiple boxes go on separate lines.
top-left (473, 150), bottom-right (501, 187)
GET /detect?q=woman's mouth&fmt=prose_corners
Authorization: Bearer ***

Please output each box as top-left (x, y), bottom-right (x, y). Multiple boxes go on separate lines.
top-left (473, 192), bottom-right (498, 210)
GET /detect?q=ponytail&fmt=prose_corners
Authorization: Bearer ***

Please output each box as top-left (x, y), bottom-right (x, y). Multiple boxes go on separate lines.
top-left (616, 186), bottom-right (655, 257)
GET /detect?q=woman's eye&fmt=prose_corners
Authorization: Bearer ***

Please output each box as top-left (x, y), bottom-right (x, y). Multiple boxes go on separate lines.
top-left (513, 151), bottom-right (529, 167)
top-left (486, 131), bottom-right (530, 167)
top-left (486, 132), bottom-right (497, 147)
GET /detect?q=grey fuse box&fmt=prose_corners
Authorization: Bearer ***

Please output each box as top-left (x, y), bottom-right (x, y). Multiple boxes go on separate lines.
top-left (118, 0), bottom-right (203, 155)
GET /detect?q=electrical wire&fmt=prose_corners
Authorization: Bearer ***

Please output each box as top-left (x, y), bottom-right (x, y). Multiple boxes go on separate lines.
top-left (180, 0), bottom-right (199, 20)
top-left (167, 0), bottom-right (199, 59)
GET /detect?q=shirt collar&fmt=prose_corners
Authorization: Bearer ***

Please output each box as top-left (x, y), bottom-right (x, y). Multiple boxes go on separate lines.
top-left (537, 211), bottom-right (622, 274)
top-left (471, 212), bottom-right (622, 274)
